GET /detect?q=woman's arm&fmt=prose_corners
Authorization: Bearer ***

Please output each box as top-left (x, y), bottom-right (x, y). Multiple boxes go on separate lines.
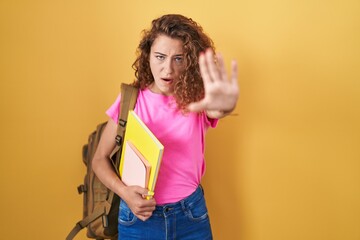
top-left (92, 119), bottom-right (156, 221)
top-left (188, 49), bottom-right (239, 119)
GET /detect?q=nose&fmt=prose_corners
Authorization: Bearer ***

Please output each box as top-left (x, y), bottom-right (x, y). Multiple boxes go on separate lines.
top-left (163, 58), bottom-right (173, 75)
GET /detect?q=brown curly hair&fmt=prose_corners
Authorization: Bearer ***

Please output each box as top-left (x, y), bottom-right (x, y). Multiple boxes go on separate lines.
top-left (131, 14), bottom-right (215, 110)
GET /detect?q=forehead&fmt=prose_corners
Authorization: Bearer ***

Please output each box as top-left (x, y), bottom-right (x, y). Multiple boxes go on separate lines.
top-left (151, 35), bottom-right (184, 54)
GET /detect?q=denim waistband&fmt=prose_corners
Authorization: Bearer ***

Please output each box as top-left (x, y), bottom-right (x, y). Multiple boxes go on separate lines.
top-left (152, 185), bottom-right (204, 217)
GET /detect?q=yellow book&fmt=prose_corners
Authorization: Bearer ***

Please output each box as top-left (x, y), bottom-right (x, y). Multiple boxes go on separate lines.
top-left (119, 110), bottom-right (164, 195)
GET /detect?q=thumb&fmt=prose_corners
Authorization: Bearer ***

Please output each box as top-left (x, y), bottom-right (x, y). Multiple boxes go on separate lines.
top-left (187, 100), bottom-right (207, 112)
top-left (132, 186), bottom-right (154, 199)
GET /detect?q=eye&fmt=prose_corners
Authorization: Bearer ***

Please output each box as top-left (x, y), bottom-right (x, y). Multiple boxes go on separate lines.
top-left (155, 55), bottom-right (165, 60)
top-left (174, 56), bottom-right (183, 64)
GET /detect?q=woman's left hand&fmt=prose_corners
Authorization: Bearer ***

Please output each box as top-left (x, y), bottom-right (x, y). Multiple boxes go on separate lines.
top-left (187, 49), bottom-right (239, 118)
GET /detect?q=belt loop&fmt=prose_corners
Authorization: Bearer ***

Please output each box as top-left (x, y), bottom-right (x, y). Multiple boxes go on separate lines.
top-left (180, 198), bottom-right (186, 211)
top-left (199, 184), bottom-right (204, 195)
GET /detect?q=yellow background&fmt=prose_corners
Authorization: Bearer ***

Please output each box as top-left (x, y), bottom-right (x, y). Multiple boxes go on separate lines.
top-left (1, 0), bottom-right (359, 239)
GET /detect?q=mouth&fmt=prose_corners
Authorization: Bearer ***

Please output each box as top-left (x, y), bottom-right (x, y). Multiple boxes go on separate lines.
top-left (161, 78), bottom-right (173, 83)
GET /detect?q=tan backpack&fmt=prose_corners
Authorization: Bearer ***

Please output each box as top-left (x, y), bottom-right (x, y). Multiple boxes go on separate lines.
top-left (66, 83), bottom-right (138, 240)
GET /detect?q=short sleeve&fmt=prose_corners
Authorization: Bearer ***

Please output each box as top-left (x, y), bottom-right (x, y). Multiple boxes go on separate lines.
top-left (203, 112), bottom-right (218, 128)
top-left (105, 94), bottom-right (121, 123)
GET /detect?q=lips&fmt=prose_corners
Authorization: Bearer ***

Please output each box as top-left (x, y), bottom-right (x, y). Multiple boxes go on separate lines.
top-left (161, 78), bottom-right (173, 83)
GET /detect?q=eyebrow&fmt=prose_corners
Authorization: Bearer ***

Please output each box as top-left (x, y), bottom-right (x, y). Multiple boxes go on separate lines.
top-left (154, 52), bottom-right (183, 57)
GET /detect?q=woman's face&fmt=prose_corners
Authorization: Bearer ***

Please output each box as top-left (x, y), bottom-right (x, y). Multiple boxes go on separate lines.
top-left (149, 34), bottom-right (185, 96)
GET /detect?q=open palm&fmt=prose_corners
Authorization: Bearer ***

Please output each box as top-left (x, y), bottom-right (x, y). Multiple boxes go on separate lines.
top-left (188, 49), bottom-right (239, 116)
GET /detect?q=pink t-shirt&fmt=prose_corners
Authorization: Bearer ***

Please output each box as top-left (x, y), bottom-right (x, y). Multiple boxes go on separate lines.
top-left (106, 88), bottom-right (217, 204)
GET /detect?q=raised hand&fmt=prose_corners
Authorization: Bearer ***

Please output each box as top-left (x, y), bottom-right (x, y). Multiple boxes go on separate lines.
top-left (188, 49), bottom-right (239, 118)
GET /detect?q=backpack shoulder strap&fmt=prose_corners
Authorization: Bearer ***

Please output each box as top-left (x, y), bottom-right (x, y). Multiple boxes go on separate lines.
top-left (110, 83), bottom-right (139, 173)
top-left (117, 83), bottom-right (139, 146)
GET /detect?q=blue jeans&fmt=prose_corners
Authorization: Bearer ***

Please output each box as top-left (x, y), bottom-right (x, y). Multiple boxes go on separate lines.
top-left (118, 186), bottom-right (213, 240)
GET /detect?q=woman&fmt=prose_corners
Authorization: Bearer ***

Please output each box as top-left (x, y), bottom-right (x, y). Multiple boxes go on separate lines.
top-left (92, 14), bottom-right (239, 239)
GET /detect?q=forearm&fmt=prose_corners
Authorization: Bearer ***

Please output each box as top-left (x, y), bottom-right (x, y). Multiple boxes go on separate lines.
top-left (90, 120), bottom-right (128, 198)
top-left (92, 155), bottom-right (127, 198)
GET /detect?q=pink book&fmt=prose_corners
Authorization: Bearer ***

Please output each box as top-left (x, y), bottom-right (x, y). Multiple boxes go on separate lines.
top-left (121, 141), bottom-right (151, 188)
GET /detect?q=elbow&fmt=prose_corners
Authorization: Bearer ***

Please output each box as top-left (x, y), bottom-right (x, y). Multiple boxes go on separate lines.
top-left (91, 152), bottom-right (101, 174)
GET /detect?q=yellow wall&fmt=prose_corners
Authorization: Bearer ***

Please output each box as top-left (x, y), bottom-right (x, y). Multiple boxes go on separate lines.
top-left (1, 0), bottom-right (359, 239)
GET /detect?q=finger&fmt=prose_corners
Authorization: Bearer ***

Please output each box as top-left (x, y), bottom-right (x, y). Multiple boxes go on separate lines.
top-left (135, 207), bottom-right (155, 215)
top-left (142, 205), bottom-right (156, 213)
top-left (140, 201), bottom-right (156, 209)
top-left (137, 214), bottom-right (150, 221)
top-left (231, 60), bottom-right (239, 88)
top-left (133, 186), bottom-right (151, 197)
top-left (205, 49), bottom-right (221, 82)
top-left (139, 212), bottom-right (153, 221)
top-left (199, 52), bottom-right (212, 84)
top-left (132, 203), bottom-right (155, 216)
top-left (135, 198), bottom-right (156, 209)
top-left (216, 53), bottom-right (228, 81)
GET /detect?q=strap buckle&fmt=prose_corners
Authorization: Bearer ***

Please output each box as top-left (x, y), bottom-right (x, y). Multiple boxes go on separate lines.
top-left (77, 184), bottom-right (87, 194)
top-left (119, 119), bottom-right (127, 127)
top-left (102, 214), bottom-right (109, 228)
top-left (115, 135), bottom-right (122, 146)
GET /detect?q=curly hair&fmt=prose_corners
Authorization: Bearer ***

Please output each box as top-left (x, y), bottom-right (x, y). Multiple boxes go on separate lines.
top-left (131, 14), bottom-right (215, 110)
